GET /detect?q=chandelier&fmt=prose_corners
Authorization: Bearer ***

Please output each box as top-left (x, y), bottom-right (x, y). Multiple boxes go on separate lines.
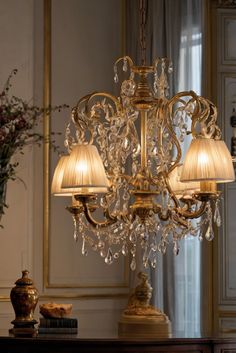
top-left (51, 5), bottom-right (235, 271)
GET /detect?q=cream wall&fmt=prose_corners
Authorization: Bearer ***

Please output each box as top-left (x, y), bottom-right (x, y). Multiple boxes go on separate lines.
top-left (0, 0), bottom-right (34, 328)
top-left (0, 0), bottom-right (128, 335)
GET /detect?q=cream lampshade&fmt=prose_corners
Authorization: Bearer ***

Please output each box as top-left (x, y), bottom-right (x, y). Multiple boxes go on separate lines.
top-left (215, 140), bottom-right (235, 183)
top-left (168, 164), bottom-right (200, 197)
top-left (61, 144), bottom-right (109, 194)
top-left (180, 138), bottom-right (235, 183)
top-left (51, 155), bottom-right (73, 196)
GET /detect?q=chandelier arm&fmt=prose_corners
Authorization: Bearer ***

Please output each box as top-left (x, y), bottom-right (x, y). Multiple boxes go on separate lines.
top-left (83, 202), bottom-right (117, 228)
top-left (176, 201), bottom-right (207, 220)
top-left (167, 90), bottom-right (198, 107)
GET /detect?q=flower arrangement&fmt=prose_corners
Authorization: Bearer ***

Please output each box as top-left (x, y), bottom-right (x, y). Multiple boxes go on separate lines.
top-left (0, 69), bottom-right (66, 223)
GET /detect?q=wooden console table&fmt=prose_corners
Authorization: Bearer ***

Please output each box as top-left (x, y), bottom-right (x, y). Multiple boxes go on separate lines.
top-left (1, 331), bottom-right (236, 353)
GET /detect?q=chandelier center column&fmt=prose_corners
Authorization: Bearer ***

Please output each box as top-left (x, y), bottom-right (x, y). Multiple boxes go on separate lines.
top-left (141, 110), bottom-right (148, 171)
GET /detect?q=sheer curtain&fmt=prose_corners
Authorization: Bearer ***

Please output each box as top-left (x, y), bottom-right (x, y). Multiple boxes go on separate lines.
top-left (126, 0), bottom-right (206, 335)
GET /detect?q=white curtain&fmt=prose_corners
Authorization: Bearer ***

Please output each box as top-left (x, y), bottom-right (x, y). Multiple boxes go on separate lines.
top-left (126, 0), bottom-right (206, 335)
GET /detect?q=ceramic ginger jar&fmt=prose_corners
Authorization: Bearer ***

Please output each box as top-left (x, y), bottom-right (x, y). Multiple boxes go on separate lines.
top-left (10, 270), bottom-right (38, 328)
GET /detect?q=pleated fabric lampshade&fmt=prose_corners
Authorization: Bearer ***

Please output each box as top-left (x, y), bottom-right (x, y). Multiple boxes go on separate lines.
top-left (168, 164), bottom-right (200, 197)
top-left (215, 140), bottom-right (235, 183)
top-left (180, 138), bottom-right (235, 183)
top-left (51, 155), bottom-right (73, 196)
top-left (61, 144), bottom-right (109, 194)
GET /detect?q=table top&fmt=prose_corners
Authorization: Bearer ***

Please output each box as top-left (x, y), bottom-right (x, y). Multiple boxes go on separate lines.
top-left (0, 329), bottom-right (236, 343)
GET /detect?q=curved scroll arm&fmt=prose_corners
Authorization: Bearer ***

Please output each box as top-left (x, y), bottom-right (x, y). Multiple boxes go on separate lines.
top-left (168, 90), bottom-right (222, 140)
top-left (191, 97), bottom-right (221, 139)
top-left (74, 92), bottom-right (124, 145)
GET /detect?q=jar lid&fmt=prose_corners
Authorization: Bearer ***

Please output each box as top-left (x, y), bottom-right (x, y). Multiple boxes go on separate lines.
top-left (15, 270), bottom-right (33, 286)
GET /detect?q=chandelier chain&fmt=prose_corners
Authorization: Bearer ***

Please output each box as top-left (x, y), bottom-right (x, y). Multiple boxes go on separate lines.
top-left (139, 0), bottom-right (147, 66)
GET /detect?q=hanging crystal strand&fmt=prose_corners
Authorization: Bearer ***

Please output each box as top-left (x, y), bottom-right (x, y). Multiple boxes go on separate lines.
top-left (114, 64), bottom-right (118, 83)
top-left (205, 219), bottom-right (214, 241)
top-left (81, 235), bottom-right (88, 256)
top-left (204, 202), bottom-right (214, 241)
top-left (142, 245), bottom-right (149, 268)
top-left (112, 185), bottom-right (122, 216)
top-left (158, 226), bottom-right (169, 254)
top-left (122, 182), bottom-right (130, 214)
top-left (153, 58), bottom-right (160, 95)
top-left (150, 235), bottom-right (158, 268)
top-left (214, 198), bottom-right (221, 227)
top-left (97, 226), bottom-right (105, 252)
top-left (139, 223), bottom-right (147, 248)
top-left (158, 59), bottom-right (166, 98)
top-left (72, 214), bottom-right (79, 242)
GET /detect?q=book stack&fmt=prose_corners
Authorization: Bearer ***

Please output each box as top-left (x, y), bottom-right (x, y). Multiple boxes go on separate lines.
top-left (38, 318), bottom-right (78, 334)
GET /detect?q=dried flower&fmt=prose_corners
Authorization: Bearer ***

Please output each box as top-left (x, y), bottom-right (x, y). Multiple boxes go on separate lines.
top-left (0, 69), bottom-right (68, 222)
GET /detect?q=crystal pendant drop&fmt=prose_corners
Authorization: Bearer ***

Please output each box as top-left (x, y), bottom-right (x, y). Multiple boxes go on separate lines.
top-left (130, 256), bottom-right (136, 271)
top-left (114, 73), bottom-right (118, 83)
top-left (105, 248), bottom-right (114, 265)
top-left (81, 237), bottom-right (88, 256)
top-left (151, 257), bottom-right (157, 269)
top-left (214, 201), bottom-right (221, 227)
top-left (173, 241), bottom-right (179, 256)
top-left (205, 223), bottom-right (214, 241)
top-left (129, 231), bottom-right (137, 244)
top-left (114, 252), bottom-right (119, 259)
top-left (168, 61), bottom-right (173, 73)
top-left (121, 242), bottom-right (128, 256)
top-left (100, 249), bottom-right (106, 258)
